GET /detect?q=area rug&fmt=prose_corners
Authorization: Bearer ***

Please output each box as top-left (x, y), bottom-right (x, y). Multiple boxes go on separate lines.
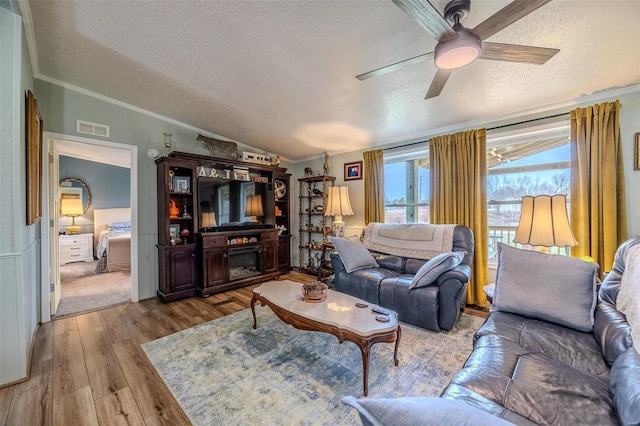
top-left (142, 305), bottom-right (485, 425)
top-left (55, 261), bottom-right (131, 317)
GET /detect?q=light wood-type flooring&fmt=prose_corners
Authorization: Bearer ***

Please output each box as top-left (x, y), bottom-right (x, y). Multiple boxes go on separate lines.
top-left (0, 271), bottom-right (486, 425)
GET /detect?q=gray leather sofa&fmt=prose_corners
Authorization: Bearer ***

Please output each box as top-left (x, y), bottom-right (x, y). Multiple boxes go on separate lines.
top-left (330, 225), bottom-right (474, 332)
top-left (440, 237), bottom-right (640, 425)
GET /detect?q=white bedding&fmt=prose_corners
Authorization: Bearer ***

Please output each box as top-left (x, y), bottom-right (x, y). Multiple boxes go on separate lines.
top-left (94, 208), bottom-right (132, 274)
top-left (96, 229), bottom-right (131, 259)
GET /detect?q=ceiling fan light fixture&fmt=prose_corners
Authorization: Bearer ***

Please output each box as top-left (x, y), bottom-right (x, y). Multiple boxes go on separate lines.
top-left (434, 28), bottom-right (481, 70)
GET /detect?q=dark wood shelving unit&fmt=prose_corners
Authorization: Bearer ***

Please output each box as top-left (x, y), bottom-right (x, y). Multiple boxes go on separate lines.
top-left (298, 175), bottom-right (335, 275)
top-left (156, 152), bottom-right (291, 301)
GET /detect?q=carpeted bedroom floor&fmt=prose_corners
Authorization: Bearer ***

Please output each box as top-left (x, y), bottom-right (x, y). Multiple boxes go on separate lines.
top-left (55, 261), bottom-right (131, 318)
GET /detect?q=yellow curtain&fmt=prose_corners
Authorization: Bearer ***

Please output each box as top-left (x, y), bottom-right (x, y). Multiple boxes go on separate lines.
top-left (363, 149), bottom-right (384, 224)
top-left (430, 129), bottom-right (488, 307)
top-left (570, 100), bottom-right (627, 275)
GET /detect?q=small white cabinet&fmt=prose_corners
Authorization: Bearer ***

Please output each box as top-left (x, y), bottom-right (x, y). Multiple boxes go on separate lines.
top-left (59, 233), bottom-right (94, 265)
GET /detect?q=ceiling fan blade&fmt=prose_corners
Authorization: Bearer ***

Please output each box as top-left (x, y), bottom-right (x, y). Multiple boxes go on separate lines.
top-left (356, 51), bottom-right (435, 81)
top-left (472, 0), bottom-right (552, 41)
top-left (425, 69), bottom-right (453, 99)
top-left (392, 0), bottom-right (457, 42)
top-left (480, 42), bottom-right (559, 64)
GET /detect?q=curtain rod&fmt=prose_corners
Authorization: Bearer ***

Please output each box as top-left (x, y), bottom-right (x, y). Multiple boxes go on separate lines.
top-left (383, 112), bottom-right (570, 152)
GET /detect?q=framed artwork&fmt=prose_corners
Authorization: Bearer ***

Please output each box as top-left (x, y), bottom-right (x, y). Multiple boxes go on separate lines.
top-left (26, 90), bottom-right (43, 225)
top-left (234, 170), bottom-right (250, 181)
top-left (169, 224), bottom-right (180, 239)
top-left (344, 161), bottom-right (363, 181)
top-left (635, 133), bottom-right (640, 171)
top-left (173, 176), bottom-right (190, 193)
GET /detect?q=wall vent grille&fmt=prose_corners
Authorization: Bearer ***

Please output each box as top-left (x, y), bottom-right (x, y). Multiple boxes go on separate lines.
top-left (76, 120), bottom-right (110, 137)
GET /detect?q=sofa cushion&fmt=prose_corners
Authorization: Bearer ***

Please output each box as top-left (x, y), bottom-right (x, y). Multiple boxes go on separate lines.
top-left (475, 311), bottom-right (610, 380)
top-left (329, 236), bottom-right (379, 273)
top-left (379, 276), bottom-right (440, 331)
top-left (492, 243), bottom-right (598, 332)
top-left (341, 395), bottom-right (513, 426)
top-left (610, 347), bottom-right (640, 425)
top-left (371, 253), bottom-right (405, 273)
top-left (334, 267), bottom-right (400, 304)
top-left (444, 328), bottom-right (617, 425)
top-left (409, 251), bottom-right (465, 289)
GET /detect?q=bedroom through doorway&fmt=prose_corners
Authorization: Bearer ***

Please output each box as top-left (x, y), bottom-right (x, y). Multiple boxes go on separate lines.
top-left (52, 138), bottom-right (134, 318)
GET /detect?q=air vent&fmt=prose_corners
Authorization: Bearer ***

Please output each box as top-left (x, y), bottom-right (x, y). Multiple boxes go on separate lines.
top-left (76, 120), bottom-right (110, 138)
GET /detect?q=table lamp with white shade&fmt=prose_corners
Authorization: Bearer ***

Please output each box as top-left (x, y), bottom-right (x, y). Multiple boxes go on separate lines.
top-left (60, 198), bottom-right (84, 234)
top-left (245, 194), bottom-right (264, 223)
top-left (325, 186), bottom-right (354, 238)
top-left (201, 211), bottom-right (217, 229)
top-left (513, 194), bottom-right (577, 253)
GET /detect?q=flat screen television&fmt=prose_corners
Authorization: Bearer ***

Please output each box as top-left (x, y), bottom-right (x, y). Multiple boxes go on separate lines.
top-left (197, 177), bottom-right (271, 231)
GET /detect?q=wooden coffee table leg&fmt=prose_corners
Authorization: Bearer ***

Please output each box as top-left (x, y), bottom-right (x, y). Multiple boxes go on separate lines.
top-left (251, 295), bottom-right (258, 329)
top-left (359, 345), bottom-right (371, 396)
top-left (394, 325), bottom-right (401, 366)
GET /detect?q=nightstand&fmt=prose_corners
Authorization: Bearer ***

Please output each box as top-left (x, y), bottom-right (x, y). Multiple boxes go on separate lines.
top-left (60, 233), bottom-right (94, 265)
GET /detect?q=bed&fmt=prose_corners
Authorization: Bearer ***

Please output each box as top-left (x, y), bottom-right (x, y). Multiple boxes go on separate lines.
top-left (94, 208), bottom-right (132, 274)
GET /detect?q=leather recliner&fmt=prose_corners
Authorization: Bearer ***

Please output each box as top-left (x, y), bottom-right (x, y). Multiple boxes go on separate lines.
top-left (330, 225), bottom-right (474, 332)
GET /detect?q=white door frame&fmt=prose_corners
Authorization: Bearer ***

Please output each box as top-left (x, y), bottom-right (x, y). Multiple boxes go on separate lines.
top-left (41, 132), bottom-right (139, 322)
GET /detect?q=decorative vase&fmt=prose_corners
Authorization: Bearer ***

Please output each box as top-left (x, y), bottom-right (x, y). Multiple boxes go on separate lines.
top-left (169, 200), bottom-right (180, 218)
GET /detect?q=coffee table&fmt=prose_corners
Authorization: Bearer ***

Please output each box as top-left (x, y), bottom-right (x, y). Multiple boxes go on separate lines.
top-left (251, 280), bottom-right (401, 396)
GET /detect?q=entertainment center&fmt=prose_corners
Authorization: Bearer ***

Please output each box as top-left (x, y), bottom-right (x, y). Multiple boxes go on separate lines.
top-left (156, 151), bottom-right (291, 301)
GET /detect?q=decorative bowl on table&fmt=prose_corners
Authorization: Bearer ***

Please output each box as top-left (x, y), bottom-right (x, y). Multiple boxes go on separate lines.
top-left (301, 281), bottom-right (328, 303)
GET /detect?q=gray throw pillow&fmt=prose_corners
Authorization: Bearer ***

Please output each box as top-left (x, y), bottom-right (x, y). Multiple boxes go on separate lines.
top-left (330, 236), bottom-right (379, 273)
top-left (342, 396), bottom-right (513, 426)
top-left (409, 251), bottom-right (466, 289)
top-left (492, 243), bottom-right (598, 332)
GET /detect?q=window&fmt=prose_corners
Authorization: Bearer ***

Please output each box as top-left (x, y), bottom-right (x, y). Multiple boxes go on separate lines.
top-left (384, 149), bottom-right (430, 224)
top-left (382, 119), bottom-right (571, 262)
top-left (487, 121), bottom-right (571, 261)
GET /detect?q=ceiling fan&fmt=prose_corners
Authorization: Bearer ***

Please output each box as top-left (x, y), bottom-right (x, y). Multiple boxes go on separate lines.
top-left (356, 0), bottom-right (559, 99)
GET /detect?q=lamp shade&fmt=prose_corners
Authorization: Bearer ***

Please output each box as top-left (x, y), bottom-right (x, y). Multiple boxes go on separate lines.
top-left (325, 186), bottom-right (353, 238)
top-left (513, 194), bottom-right (577, 247)
top-left (325, 186), bottom-right (354, 217)
top-left (60, 198), bottom-right (84, 216)
top-left (201, 212), bottom-right (217, 228)
top-left (245, 195), bottom-right (264, 218)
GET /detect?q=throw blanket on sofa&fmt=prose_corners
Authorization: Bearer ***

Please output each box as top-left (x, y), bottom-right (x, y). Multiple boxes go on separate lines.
top-left (363, 223), bottom-right (456, 260)
top-left (619, 244), bottom-right (640, 354)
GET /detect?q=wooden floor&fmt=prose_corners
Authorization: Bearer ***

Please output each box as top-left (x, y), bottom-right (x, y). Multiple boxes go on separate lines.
top-left (0, 271), bottom-right (486, 425)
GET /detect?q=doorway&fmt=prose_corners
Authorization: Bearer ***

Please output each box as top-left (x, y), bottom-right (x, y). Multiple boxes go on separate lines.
top-left (41, 133), bottom-right (138, 322)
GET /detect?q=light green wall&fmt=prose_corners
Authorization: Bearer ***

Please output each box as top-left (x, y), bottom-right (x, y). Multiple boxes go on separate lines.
top-left (34, 79), bottom-right (293, 299)
top-left (0, 6), bottom-right (39, 386)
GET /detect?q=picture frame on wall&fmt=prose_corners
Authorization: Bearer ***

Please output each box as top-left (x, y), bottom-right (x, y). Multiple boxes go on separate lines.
top-left (26, 90), bottom-right (43, 225)
top-left (344, 161), bottom-right (363, 181)
top-left (635, 133), bottom-right (640, 171)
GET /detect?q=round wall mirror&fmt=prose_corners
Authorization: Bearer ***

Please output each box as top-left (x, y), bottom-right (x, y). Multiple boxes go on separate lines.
top-left (59, 178), bottom-right (92, 213)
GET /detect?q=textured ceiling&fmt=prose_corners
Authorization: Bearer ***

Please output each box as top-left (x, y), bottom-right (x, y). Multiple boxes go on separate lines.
top-left (26, 0), bottom-right (640, 161)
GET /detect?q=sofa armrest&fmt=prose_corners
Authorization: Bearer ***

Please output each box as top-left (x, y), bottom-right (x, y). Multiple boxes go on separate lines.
top-left (437, 264), bottom-right (471, 331)
top-left (436, 263), bottom-right (471, 286)
top-left (330, 252), bottom-right (346, 274)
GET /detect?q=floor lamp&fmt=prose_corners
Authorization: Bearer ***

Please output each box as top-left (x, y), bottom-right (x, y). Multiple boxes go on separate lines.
top-left (325, 186), bottom-right (353, 238)
top-left (513, 194), bottom-right (577, 253)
